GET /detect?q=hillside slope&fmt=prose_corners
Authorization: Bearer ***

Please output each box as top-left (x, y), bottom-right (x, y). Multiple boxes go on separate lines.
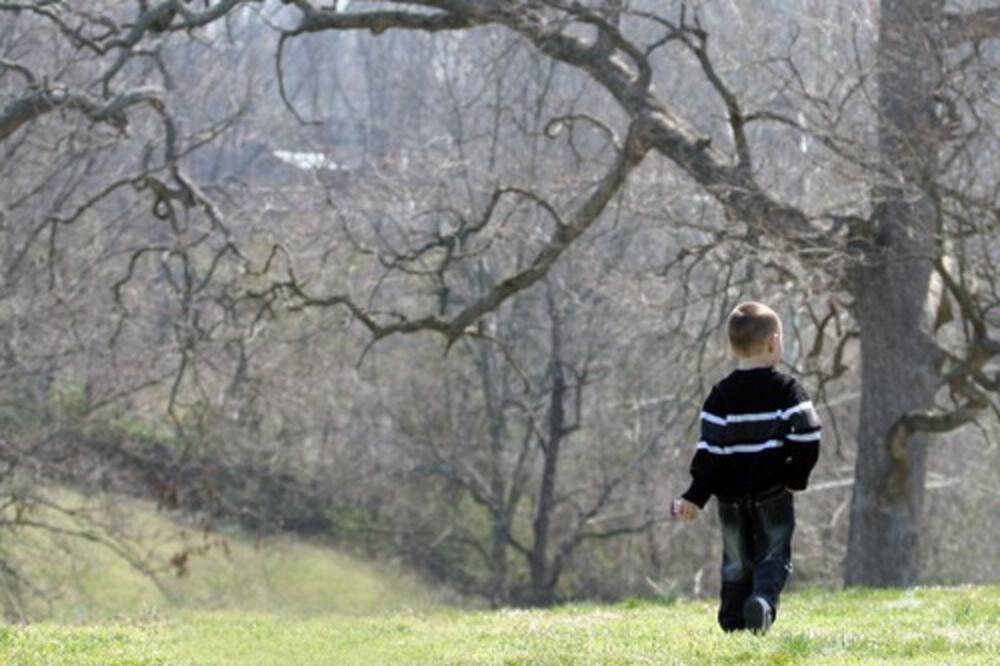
top-left (2, 489), bottom-right (438, 621)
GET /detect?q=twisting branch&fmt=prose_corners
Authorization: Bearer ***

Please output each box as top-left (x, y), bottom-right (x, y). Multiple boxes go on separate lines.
top-left (488, 3), bottom-right (835, 259)
top-left (679, 20), bottom-right (751, 169)
top-left (543, 0), bottom-right (652, 92)
top-left (288, 3), bottom-right (484, 35)
top-left (264, 0), bottom-right (835, 307)
top-left (0, 57), bottom-right (35, 84)
top-left (345, 185), bottom-right (567, 279)
top-left (274, 3), bottom-right (487, 123)
top-left (887, 396), bottom-right (988, 498)
top-left (629, 7), bottom-right (751, 168)
top-left (0, 85), bottom-right (164, 143)
top-left (934, 257), bottom-right (999, 358)
top-left (251, 118), bottom-right (652, 351)
top-left (885, 257), bottom-right (999, 497)
top-left (545, 113), bottom-right (622, 151)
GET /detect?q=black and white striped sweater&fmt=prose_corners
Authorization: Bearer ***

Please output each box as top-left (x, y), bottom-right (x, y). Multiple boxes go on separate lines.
top-left (681, 366), bottom-right (821, 508)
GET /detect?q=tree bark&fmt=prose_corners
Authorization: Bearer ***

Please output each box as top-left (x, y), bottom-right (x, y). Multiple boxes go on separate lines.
top-left (844, 0), bottom-right (944, 587)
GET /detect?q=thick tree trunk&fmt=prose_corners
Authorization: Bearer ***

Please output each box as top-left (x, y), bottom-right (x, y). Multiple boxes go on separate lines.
top-left (844, 0), bottom-right (944, 587)
top-left (846, 257), bottom-right (940, 586)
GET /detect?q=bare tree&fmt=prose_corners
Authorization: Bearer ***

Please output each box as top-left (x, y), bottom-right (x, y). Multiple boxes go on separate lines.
top-left (259, 0), bottom-right (998, 588)
top-left (1, 0), bottom-right (996, 594)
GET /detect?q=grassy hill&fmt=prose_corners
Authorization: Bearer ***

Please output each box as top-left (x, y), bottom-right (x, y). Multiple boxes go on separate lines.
top-left (1, 586), bottom-right (997, 664)
top-left (2, 494), bottom-right (997, 663)
top-left (2, 490), bottom-right (438, 621)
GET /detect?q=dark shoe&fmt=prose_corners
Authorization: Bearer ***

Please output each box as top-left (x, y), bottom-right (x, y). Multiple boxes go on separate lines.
top-left (743, 596), bottom-right (773, 635)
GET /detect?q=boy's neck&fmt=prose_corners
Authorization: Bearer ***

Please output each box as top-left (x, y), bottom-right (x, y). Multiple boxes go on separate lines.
top-left (736, 358), bottom-right (777, 371)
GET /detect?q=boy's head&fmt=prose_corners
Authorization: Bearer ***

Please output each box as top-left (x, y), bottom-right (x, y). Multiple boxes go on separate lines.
top-left (727, 301), bottom-right (783, 361)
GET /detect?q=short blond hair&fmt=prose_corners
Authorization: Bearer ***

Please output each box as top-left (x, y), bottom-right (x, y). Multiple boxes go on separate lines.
top-left (727, 302), bottom-right (781, 357)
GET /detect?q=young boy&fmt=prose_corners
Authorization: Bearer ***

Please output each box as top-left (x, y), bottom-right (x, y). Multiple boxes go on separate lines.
top-left (673, 301), bottom-right (821, 634)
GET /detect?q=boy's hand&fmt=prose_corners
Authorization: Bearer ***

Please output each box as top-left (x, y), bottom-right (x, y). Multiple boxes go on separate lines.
top-left (671, 498), bottom-right (700, 522)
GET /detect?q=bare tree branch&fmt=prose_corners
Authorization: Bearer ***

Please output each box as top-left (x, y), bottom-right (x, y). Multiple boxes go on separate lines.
top-left (0, 85), bottom-right (163, 143)
top-left (289, 5), bottom-right (485, 36)
top-left (939, 8), bottom-right (1000, 48)
top-left (259, 117), bottom-right (650, 349)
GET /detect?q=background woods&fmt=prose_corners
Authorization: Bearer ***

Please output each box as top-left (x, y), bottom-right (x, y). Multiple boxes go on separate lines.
top-left (0, 0), bottom-right (996, 616)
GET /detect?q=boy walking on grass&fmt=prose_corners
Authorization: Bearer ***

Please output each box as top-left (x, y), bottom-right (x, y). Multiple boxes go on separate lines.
top-left (673, 302), bottom-right (821, 635)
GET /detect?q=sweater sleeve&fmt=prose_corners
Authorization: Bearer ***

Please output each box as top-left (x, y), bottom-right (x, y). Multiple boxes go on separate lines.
top-left (783, 381), bottom-right (821, 490)
top-left (681, 386), bottom-right (726, 508)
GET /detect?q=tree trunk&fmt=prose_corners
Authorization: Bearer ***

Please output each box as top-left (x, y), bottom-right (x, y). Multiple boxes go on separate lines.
top-left (846, 259), bottom-right (940, 586)
top-left (475, 329), bottom-right (510, 607)
top-left (529, 291), bottom-right (565, 605)
top-left (844, 0), bottom-right (944, 587)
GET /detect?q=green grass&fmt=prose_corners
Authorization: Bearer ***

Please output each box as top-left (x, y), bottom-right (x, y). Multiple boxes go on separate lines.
top-left (3, 490), bottom-right (437, 621)
top-left (2, 586), bottom-right (997, 664)
top-left (4, 494), bottom-right (998, 663)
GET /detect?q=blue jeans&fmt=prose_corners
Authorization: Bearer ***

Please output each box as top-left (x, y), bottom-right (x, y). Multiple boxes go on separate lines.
top-left (716, 486), bottom-right (795, 631)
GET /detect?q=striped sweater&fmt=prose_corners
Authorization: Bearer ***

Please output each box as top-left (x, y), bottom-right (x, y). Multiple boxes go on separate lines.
top-left (681, 366), bottom-right (821, 508)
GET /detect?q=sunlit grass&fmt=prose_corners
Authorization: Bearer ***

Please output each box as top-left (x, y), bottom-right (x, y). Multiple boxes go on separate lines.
top-left (4, 490), bottom-right (437, 621)
top-left (2, 586), bottom-right (997, 664)
top-left (4, 493), bottom-right (997, 663)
